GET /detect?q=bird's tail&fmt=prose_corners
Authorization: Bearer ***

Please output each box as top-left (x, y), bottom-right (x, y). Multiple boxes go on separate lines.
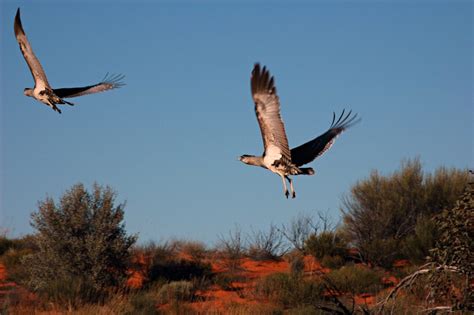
top-left (299, 167), bottom-right (315, 175)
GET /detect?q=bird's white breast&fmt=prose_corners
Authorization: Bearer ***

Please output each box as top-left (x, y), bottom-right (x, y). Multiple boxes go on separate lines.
top-left (263, 145), bottom-right (282, 173)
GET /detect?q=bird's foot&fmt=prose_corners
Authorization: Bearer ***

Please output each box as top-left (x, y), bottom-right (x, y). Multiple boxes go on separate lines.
top-left (285, 190), bottom-right (289, 199)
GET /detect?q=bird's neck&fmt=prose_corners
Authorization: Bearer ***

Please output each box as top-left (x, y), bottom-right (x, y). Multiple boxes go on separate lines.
top-left (246, 155), bottom-right (265, 167)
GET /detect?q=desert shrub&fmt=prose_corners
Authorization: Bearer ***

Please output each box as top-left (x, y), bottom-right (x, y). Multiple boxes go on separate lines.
top-left (148, 258), bottom-right (212, 283)
top-left (217, 225), bottom-right (245, 271)
top-left (287, 305), bottom-right (325, 315)
top-left (305, 230), bottom-right (348, 261)
top-left (157, 281), bottom-right (195, 304)
top-left (133, 241), bottom-right (179, 263)
top-left (279, 213), bottom-right (321, 253)
top-left (25, 183), bottom-right (137, 305)
top-left (325, 264), bottom-right (383, 294)
top-left (0, 248), bottom-right (32, 283)
top-left (288, 252), bottom-right (305, 276)
top-left (177, 240), bottom-right (208, 261)
top-left (402, 216), bottom-right (439, 264)
top-left (247, 224), bottom-right (288, 261)
top-left (0, 237), bottom-right (15, 256)
top-left (321, 255), bottom-right (345, 269)
top-left (125, 291), bottom-right (159, 315)
top-left (213, 272), bottom-right (247, 291)
top-left (0, 235), bottom-right (36, 284)
top-left (0, 234), bottom-right (36, 256)
top-left (223, 302), bottom-right (284, 314)
top-left (254, 273), bottom-right (324, 308)
top-left (428, 181), bottom-right (473, 311)
top-left (38, 276), bottom-right (106, 308)
top-left (342, 158), bottom-right (468, 268)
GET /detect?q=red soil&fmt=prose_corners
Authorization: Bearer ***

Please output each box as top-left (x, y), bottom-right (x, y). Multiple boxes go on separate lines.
top-left (393, 259), bottom-right (411, 268)
top-left (1, 253), bottom-right (398, 312)
top-left (0, 263), bottom-right (6, 281)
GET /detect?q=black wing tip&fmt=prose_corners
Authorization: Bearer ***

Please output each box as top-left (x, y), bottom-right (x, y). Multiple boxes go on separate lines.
top-left (330, 108), bottom-right (361, 130)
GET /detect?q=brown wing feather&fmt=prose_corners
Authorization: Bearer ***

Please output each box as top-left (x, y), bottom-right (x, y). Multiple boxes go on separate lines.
top-left (14, 8), bottom-right (50, 88)
top-left (251, 63), bottom-right (291, 161)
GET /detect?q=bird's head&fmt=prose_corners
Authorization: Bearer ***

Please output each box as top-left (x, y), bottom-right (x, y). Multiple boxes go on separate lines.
top-left (239, 154), bottom-right (253, 165)
top-left (23, 88), bottom-right (33, 97)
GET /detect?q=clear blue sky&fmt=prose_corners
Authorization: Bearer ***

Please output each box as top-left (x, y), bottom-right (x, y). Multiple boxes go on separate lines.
top-left (1, 1), bottom-right (472, 244)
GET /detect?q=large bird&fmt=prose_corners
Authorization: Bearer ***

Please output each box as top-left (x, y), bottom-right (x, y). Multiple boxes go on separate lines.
top-left (14, 8), bottom-right (124, 114)
top-left (239, 63), bottom-right (360, 198)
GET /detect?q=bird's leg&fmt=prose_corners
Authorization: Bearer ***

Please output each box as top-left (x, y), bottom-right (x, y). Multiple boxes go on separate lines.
top-left (280, 175), bottom-right (289, 198)
top-left (286, 176), bottom-right (296, 198)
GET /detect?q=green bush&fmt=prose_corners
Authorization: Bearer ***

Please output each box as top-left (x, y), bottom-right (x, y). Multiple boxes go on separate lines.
top-left (177, 240), bottom-right (208, 261)
top-left (325, 264), bottom-right (383, 294)
top-left (0, 248), bottom-right (32, 283)
top-left (358, 238), bottom-right (403, 269)
top-left (342, 159), bottom-right (468, 268)
top-left (305, 231), bottom-right (348, 261)
top-left (287, 306), bottom-right (325, 315)
top-left (0, 237), bottom-right (15, 256)
top-left (254, 273), bottom-right (324, 308)
top-left (288, 252), bottom-right (305, 276)
top-left (148, 258), bottom-right (212, 283)
top-left (402, 216), bottom-right (438, 264)
top-left (320, 255), bottom-right (345, 269)
top-left (157, 281), bottom-right (195, 304)
top-left (25, 183), bottom-right (137, 305)
top-left (125, 291), bottom-right (159, 315)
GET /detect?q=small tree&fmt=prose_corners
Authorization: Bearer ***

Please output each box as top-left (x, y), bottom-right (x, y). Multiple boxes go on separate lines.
top-left (342, 158), bottom-right (468, 268)
top-left (26, 183), bottom-right (137, 303)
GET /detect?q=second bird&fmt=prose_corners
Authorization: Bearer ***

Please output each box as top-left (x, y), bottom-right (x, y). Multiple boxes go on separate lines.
top-left (14, 8), bottom-right (124, 114)
top-left (239, 63), bottom-right (360, 199)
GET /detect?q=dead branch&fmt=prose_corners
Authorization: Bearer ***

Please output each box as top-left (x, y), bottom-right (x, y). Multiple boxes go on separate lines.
top-left (377, 263), bottom-right (460, 313)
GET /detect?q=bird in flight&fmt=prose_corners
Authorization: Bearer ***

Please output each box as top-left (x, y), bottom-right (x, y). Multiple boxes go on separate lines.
top-left (14, 8), bottom-right (124, 114)
top-left (239, 63), bottom-right (360, 198)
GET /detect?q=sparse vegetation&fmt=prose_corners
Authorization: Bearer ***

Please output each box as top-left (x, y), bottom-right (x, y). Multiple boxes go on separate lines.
top-left (217, 225), bottom-right (246, 272)
top-left (247, 224), bottom-right (288, 261)
top-left (254, 273), bottom-right (324, 308)
top-left (325, 264), bottom-right (384, 294)
top-left (157, 280), bottom-right (196, 304)
top-left (1, 162), bottom-right (470, 314)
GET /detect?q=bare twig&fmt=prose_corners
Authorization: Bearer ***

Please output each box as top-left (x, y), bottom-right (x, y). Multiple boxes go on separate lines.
top-left (377, 263), bottom-right (460, 313)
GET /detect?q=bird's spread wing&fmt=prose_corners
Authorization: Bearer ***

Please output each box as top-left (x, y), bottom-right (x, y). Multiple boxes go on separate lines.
top-left (53, 73), bottom-right (125, 98)
top-left (251, 63), bottom-right (291, 162)
top-left (14, 8), bottom-right (50, 89)
top-left (290, 110), bottom-right (360, 167)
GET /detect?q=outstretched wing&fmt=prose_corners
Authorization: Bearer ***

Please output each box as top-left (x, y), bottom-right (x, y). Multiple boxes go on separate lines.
top-left (14, 8), bottom-right (50, 89)
top-left (53, 73), bottom-right (125, 98)
top-left (251, 63), bottom-right (291, 162)
top-left (291, 110), bottom-right (360, 167)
